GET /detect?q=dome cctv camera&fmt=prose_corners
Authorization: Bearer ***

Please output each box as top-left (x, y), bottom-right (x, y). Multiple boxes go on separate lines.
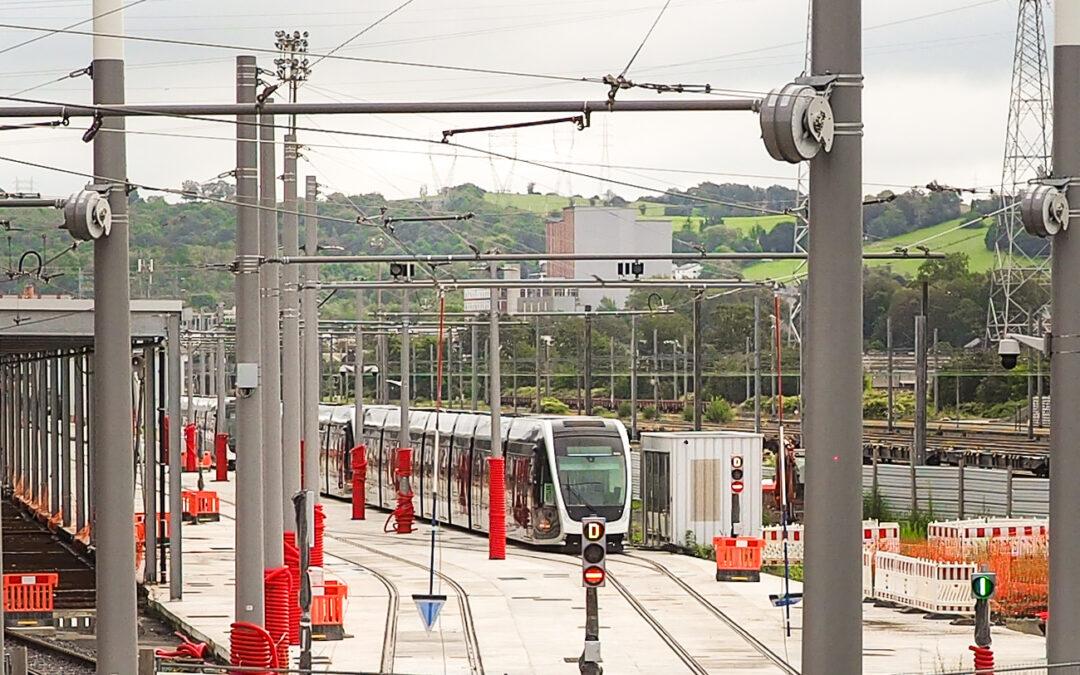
top-left (998, 338), bottom-right (1021, 370)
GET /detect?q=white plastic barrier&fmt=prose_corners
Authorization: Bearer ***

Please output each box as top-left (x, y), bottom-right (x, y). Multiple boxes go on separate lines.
top-left (762, 524), bottom-right (803, 564)
top-left (928, 518), bottom-right (1048, 557)
top-left (764, 520), bottom-right (900, 564)
top-left (862, 548), bottom-right (874, 599)
top-left (873, 551), bottom-right (976, 616)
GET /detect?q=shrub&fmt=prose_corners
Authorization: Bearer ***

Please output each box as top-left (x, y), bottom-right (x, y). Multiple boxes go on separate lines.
top-left (682, 405), bottom-right (694, 422)
top-left (642, 405), bottom-right (658, 420)
top-left (705, 397), bottom-right (734, 424)
top-left (540, 397), bottom-right (570, 415)
top-left (617, 401), bottom-right (632, 418)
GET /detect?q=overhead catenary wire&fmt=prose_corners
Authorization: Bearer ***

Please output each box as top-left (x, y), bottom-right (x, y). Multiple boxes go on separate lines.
top-left (308, 0), bottom-right (417, 69)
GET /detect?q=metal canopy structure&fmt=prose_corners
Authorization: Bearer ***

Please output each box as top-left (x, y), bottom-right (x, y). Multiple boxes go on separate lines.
top-left (0, 298), bottom-right (182, 355)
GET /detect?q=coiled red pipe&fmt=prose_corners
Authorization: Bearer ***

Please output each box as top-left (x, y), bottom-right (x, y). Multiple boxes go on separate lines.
top-left (263, 567), bottom-right (291, 668)
top-left (970, 645), bottom-right (994, 674)
top-left (488, 456), bottom-right (506, 560)
top-left (311, 504), bottom-right (326, 569)
top-left (229, 621), bottom-right (278, 675)
top-left (282, 533), bottom-right (301, 645)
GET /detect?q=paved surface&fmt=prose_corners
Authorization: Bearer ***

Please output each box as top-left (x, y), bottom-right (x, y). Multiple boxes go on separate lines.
top-left (136, 471), bottom-right (1048, 674)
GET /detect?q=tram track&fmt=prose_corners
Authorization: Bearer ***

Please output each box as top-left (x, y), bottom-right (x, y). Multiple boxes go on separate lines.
top-left (324, 532), bottom-right (485, 675)
top-left (5, 628), bottom-right (96, 675)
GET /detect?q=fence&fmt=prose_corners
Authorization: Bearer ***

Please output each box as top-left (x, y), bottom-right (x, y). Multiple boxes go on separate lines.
top-left (864, 464), bottom-right (1048, 520)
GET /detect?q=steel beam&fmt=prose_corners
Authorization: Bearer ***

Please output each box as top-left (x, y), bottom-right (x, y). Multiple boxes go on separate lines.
top-left (274, 251), bottom-right (942, 265)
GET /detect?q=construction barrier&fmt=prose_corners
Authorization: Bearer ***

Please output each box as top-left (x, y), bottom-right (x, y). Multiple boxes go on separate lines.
top-left (713, 537), bottom-right (763, 582)
top-left (928, 518), bottom-right (1048, 558)
top-left (134, 512), bottom-right (171, 544)
top-left (3, 573), bottom-right (58, 627)
top-left (873, 551), bottom-right (976, 616)
top-left (762, 524), bottom-right (803, 564)
top-left (764, 519), bottom-right (900, 565)
top-left (311, 580), bottom-right (347, 641)
top-left (182, 490), bottom-right (220, 523)
top-left (862, 548), bottom-right (874, 599)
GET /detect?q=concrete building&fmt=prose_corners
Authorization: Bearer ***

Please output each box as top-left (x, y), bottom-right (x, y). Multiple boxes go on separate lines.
top-left (543, 206), bottom-right (673, 309)
top-left (463, 265), bottom-right (524, 314)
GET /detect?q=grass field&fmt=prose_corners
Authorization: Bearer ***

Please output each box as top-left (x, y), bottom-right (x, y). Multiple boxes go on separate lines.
top-left (721, 214), bottom-right (794, 233)
top-left (740, 217), bottom-right (993, 281)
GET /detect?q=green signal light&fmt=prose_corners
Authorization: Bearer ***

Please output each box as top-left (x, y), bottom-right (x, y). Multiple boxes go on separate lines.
top-left (971, 573), bottom-right (996, 601)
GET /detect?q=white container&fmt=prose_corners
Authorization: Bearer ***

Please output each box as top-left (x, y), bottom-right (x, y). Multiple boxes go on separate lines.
top-left (640, 431), bottom-right (763, 548)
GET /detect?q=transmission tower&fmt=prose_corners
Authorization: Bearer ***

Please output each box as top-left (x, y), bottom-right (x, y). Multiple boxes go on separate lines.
top-left (986, 0), bottom-right (1053, 341)
top-left (791, 0), bottom-right (812, 256)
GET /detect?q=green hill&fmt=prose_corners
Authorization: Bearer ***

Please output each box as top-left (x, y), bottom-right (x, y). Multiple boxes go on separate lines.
top-left (741, 216), bottom-right (993, 281)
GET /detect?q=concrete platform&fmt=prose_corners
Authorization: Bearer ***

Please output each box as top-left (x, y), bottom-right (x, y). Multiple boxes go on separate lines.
top-left (140, 471), bottom-right (1048, 674)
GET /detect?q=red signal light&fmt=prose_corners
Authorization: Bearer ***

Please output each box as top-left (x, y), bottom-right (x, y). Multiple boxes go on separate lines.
top-left (583, 566), bottom-right (606, 587)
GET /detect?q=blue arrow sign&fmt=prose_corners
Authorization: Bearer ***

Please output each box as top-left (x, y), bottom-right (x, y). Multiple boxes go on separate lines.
top-left (769, 593), bottom-right (803, 608)
top-left (413, 593), bottom-right (447, 632)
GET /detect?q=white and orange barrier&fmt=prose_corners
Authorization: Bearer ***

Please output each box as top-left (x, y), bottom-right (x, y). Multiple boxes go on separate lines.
top-left (763, 519), bottom-right (900, 565)
top-left (873, 551), bottom-right (976, 616)
top-left (928, 518), bottom-right (1047, 557)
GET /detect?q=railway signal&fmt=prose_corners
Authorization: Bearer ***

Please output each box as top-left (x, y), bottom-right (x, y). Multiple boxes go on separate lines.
top-left (970, 568), bottom-right (996, 669)
top-left (581, 517), bottom-right (607, 588)
top-left (579, 516), bottom-right (606, 675)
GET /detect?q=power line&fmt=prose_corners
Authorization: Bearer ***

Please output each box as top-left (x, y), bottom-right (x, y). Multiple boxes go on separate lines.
top-left (0, 22), bottom-right (591, 84)
top-left (308, 0), bottom-right (417, 69)
top-left (620, 0), bottom-right (673, 77)
top-left (0, 0), bottom-right (147, 57)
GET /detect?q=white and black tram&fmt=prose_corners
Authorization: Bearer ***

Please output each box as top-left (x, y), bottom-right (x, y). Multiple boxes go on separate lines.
top-left (318, 404), bottom-right (631, 549)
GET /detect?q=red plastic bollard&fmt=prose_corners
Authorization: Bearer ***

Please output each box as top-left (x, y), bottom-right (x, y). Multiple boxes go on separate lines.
top-left (183, 424), bottom-right (197, 472)
top-left (384, 448), bottom-right (415, 534)
top-left (970, 645), bottom-right (994, 674)
top-left (488, 456), bottom-right (506, 560)
top-left (351, 445), bottom-right (367, 521)
top-left (214, 433), bottom-right (229, 482)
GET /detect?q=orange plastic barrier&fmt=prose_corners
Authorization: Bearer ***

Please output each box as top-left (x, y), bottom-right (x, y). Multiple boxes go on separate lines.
top-left (311, 580), bottom-right (347, 640)
top-left (3, 573), bottom-right (58, 626)
top-left (713, 536), bottom-right (764, 582)
top-left (134, 512), bottom-right (171, 543)
top-left (182, 490), bottom-right (220, 523)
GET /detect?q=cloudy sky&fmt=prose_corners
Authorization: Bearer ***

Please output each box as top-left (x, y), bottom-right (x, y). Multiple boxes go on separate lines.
top-left (0, 0), bottom-right (1040, 201)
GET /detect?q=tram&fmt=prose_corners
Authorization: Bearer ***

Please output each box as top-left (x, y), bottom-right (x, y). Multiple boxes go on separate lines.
top-left (318, 404), bottom-right (632, 550)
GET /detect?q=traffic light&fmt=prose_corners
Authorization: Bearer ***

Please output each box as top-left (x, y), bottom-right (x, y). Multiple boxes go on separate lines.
top-left (389, 261), bottom-right (415, 280)
top-left (581, 516), bottom-right (607, 588)
top-left (971, 571), bottom-right (996, 601)
top-left (616, 261), bottom-right (645, 278)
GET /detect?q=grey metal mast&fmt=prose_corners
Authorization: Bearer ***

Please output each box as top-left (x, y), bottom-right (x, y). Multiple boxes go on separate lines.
top-left (802, 0), bottom-right (863, 671)
top-left (233, 54), bottom-right (265, 626)
top-left (215, 303), bottom-right (226, 433)
top-left (167, 314), bottom-right (183, 601)
top-left (91, 0), bottom-right (138, 669)
top-left (354, 291), bottom-right (364, 441)
top-left (1049, 1), bottom-right (1080, 663)
top-left (259, 104), bottom-right (284, 568)
top-left (488, 260), bottom-right (504, 559)
top-left (280, 135), bottom-right (302, 532)
top-left (302, 176), bottom-right (320, 500)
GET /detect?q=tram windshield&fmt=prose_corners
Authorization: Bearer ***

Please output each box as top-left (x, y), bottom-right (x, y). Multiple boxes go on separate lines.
top-left (553, 435), bottom-right (626, 509)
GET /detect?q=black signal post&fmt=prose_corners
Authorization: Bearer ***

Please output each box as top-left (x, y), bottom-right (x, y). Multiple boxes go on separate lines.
top-left (579, 516), bottom-right (606, 675)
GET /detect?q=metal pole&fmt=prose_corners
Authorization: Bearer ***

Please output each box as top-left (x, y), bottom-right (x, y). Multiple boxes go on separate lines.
top-left (429, 344), bottom-right (435, 402)
top-left (167, 314), bottom-right (183, 600)
top-left (489, 260), bottom-right (505, 559)
top-left (693, 293), bottom-right (703, 430)
top-left (74, 354), bottom-right (86, 534)
top-left (652, 329), bottom-right (658, 410)
top-left (302, 175), bottom-right (321, 501)
top-left (914, 315), bottom-right (927, 465)
top-left (1037, 350), bottom-right (1044, 427)
top-left (887, 316), bottom-right (894, 432)
top-left (399, 292), bottom-right (411, 451)
top-left (143, 347), bottom-right (158, 583)
top-left (579, 586), bottom-right (601, 675)
top-left (584, 311), bottom-right (593, 416)
top-left (293, 490), bottom-right (314, 675)
top-left (534, 318), bottom-right (542, 413)
top-left (470, 320), bottom-right (479, 410)
top-left (355, 291), bottom-right (364, 442)
top-left (92, 0), bottom-right (138, 667)
top-left (753, 296), bottom-right (762, 433)
top-left (932, 328), bottom-right (940, 413)
top-left (281, 135), bottom-right (302, 536)
top-left (1045, 15), bottom-right (1080, 648)
top-left (803, 0), bottom-right (863, 669)
top-left (630, 315), bottom-right (638, 439)
top-left (609, 336), bottom-right (615, 410)
top-left (233, 54), bottom-right (265, 626)
top-left (259, 105), bottom-right (284, 569)
top-left (215, 304), bottom-right (226, 432)
top-left (49, 357), bottom-right (60, 518)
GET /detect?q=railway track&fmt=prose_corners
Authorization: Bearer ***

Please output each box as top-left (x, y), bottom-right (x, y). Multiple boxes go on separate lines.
top-left (325, 532), bottom-right (484, 675)
top-left (5, 628), bottom-right (96, 675)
